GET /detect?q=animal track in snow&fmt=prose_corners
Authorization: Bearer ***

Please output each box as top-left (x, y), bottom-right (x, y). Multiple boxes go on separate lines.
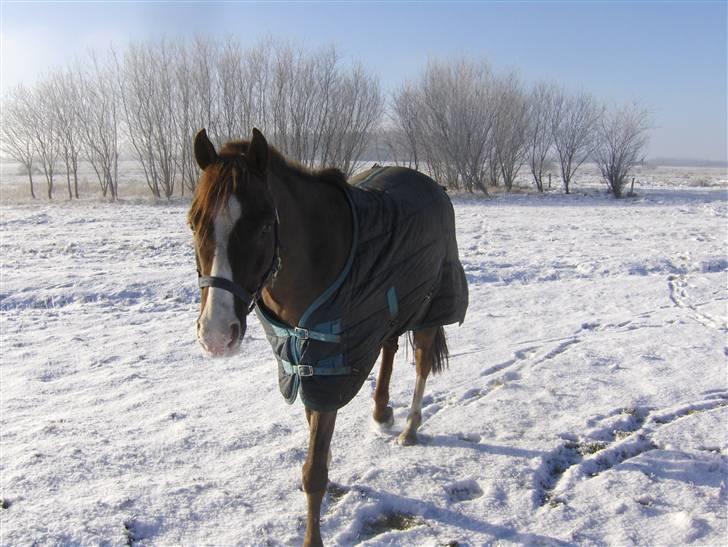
top-left (535, 393), bottom-right (728, 507)
top-left (480, 346), bottom-right (538, 378)
top-left (444, 479), bottom-right (484, 502)
top-left (668, 269), bottom-right (726, 332)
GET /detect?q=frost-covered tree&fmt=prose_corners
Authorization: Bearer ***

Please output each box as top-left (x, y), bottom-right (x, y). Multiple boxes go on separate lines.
top-left (389, 81), bottom-right (424, 170)
top-left (117, 40), bottom-right (179, 198)
top-left (266, 43), bottom-right (382, 176)
top-left (416, 58), bottom-right (496, 193)
top-left (49, 69), bottom-right (84, 199)
top-left (594, 103), bottom-right (651, 198)
top-left (76, 52), bottom-right (121, 200)
top-left (28, 82), bottom-right (61, 199)
top-left (551, 90), bottom-right (601, 194)
top-left (526, 82), bottom-right (558, 192)
top-left (492, 74), bottom-right (530, 191)
top-left (1, 85), bottom-right (38, 199)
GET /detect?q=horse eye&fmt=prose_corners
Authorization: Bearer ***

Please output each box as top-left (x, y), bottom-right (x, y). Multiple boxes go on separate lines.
top-left (260, 223), bottom-right (271, 236)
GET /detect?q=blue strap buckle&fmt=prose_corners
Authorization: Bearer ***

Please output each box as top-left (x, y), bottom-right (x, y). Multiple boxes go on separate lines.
top-left (294, 327), bottom-right (309, 340)
top-left (297, 364), bottom-right (314, 377)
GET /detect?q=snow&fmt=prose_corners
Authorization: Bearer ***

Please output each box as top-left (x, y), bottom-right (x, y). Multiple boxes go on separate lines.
top-left (1, 172), bottom-right (726, 545)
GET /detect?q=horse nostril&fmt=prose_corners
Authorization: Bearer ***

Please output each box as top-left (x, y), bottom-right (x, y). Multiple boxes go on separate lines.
top-left (228, 322), bottom-right (241, 347)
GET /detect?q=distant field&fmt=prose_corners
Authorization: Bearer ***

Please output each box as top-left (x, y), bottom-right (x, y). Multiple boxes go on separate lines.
top-left (1, 159), bottom-right (726, 203)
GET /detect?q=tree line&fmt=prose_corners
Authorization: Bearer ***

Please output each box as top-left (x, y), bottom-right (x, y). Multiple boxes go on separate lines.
top-left (1, 37), bottom-right (649, 200)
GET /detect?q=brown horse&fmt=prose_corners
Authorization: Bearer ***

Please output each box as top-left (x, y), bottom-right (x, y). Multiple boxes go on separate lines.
top-left (188, 128), bottom-right (468, 546)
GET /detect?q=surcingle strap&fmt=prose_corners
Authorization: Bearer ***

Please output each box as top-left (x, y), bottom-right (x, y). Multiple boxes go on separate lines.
top-left (264, 321), bottom-right (342, 343)
top-left (281, 357), bottom-right (351, 377)
top-left (255, 304), bottom-right (351, 405)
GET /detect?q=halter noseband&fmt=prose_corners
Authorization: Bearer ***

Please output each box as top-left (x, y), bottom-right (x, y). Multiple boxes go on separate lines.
top-left (197, 213), bottom-right (280, 315)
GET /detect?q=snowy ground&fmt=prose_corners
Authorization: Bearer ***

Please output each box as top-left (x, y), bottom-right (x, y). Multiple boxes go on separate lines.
top-left (1, 173), bottom-right (727, 545)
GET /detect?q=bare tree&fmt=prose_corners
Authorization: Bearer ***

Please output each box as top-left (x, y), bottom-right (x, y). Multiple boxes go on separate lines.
top-left (118, 40), bottom-right (179, 198)
top-left (176, 36), bottom-right (220, 195)
top-left (324, 63), bottom-right (383, 176)
top-left (76, 52), bottom-right (121, 200)
top-left (218, 37), bottom-right (245, 142)
top-left (551, 90), bottom-right (601, 194)
top-left (492, 73), bottom-right (530, 191)
top-left (389, 81), bottom-right (423, 169)
top-left (594, 102), bottom-right (651, 198)
top-left (49, 69), bottom-right (84, 198)
top-left (415, 58), bottom-right (496, 193)
top-left (28, 82), bottom-right (61, 199)
top-left (1, 85), bottom-right (38, 199)
top-left (148, 40), bottom-right (179, 198)
top-left (265, 42), bottom-right (382, 176)
top-left (526, 81), bottom-right (558, 192)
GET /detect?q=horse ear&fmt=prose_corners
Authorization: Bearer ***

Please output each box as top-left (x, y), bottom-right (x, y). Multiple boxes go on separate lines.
top-left (194, 129), bottom-right (217, 170)
top-left (247, 128), bottom-right (268, 175)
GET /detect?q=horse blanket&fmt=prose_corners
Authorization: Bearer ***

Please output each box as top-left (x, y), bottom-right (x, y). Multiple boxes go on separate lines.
top-left (256, 166), bottom-right (469, 411)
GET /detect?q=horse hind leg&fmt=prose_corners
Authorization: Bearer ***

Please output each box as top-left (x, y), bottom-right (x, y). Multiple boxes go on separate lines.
top-left (372, 337), bottom-right (398, 428)
top-left (398, 326), bottom-right (448, 446)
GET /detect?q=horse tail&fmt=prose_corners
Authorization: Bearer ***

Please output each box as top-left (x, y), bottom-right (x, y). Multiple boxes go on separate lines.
top-left (407, 326), bottom-right (449, 374)
top-left (431, 326), bottom-right (449, 374)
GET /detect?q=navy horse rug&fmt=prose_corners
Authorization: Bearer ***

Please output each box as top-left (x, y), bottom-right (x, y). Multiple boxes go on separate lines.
top-left (256, 166), bottom-right (469, 411)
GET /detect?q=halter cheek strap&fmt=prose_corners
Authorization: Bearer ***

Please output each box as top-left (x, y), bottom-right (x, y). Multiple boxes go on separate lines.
top-left (198, 276), bottom-right (255, 311)
top-left (197, 214), bottom-right (280, 315)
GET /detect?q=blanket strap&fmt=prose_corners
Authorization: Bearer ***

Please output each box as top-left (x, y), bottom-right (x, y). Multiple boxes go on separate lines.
top-left (265, 322), bottom-right (341, 343)
top-left (281, 355), bottom-right (351, 377)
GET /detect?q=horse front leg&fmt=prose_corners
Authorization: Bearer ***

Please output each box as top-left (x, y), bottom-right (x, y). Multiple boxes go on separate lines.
top-left (302, 408), bottom-right (337, 547)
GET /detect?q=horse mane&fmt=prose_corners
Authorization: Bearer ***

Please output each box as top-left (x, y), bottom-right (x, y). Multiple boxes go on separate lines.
top-left (220, 139), bottom-right (349, 190)
top-left (188, 138), bottom-right (348, 239)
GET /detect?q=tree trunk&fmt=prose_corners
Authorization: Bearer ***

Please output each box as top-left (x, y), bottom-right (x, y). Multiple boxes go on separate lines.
top-left (28, 169), bottom-right (36, 199)
top-left (73, 157), bottom-right (79, 198)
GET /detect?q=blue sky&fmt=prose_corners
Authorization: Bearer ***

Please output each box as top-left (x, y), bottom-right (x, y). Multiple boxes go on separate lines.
top-left (2, 1), bottom-right (726, 161)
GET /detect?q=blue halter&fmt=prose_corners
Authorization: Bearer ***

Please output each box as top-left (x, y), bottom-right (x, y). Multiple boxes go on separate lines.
top-left (197, 216), bottom-right (280, 314)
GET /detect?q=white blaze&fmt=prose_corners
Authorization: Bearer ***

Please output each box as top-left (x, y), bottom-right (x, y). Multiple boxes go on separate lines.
top-left (198, 196), bottom-right (242, 352)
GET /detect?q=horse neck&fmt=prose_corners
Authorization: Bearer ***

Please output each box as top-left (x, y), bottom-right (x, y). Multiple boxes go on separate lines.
top-left (261, 161), bottom-right (352, 326)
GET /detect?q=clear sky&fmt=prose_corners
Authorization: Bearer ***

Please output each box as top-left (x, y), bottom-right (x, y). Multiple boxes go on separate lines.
top-left (1, 0), bottom-right (726, 161)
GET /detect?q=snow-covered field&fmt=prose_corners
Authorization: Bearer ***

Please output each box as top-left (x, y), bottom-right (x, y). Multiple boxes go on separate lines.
top-left (1, 170), bottom-right (727, 545)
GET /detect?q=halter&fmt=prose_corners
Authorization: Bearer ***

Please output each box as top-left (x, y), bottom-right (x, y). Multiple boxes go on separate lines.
top-left (198, 211), bottom-right (281, 315)
top-left (195, 154), bottom-right (281, 315)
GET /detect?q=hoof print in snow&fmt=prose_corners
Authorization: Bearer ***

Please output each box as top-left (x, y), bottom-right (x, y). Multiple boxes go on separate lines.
top-left (457, 432), bottom-right (481, 443)
top-left (536, 440), bottom-right (582, 506)
top-left (359, 511), bottom-right (421, 540)
top-left (636, 495), bottom-right (654, 507)
top-left (123, 518), bottom-right (156, 545)
top-left (445, 479), bottom-right (483, 502)
top-left (326, 482), bottom-right (350, 504)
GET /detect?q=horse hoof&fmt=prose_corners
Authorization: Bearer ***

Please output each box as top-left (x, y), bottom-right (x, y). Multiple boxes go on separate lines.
top-left (397, 431), bottom-right (418, 446)
top-left (373, 406), bottom-right (394, 429)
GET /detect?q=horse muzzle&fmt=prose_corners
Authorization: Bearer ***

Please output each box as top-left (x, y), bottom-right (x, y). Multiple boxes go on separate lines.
top-left (197, 318), bottom-right (246, 357)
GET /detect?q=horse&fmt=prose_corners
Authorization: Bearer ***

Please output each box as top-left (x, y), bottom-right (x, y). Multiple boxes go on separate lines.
top-left (188, 128), bottom-right (468, 546)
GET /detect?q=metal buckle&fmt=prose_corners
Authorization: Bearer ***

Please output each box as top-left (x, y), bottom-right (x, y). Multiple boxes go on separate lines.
top-left (294, 327), bottom-right (309, 340)
top-left (297, 364), bottom-right (314, 377)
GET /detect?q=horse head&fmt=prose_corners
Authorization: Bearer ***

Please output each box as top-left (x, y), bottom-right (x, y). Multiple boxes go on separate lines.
top-left (188, 128), bottom-right (278, 357)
